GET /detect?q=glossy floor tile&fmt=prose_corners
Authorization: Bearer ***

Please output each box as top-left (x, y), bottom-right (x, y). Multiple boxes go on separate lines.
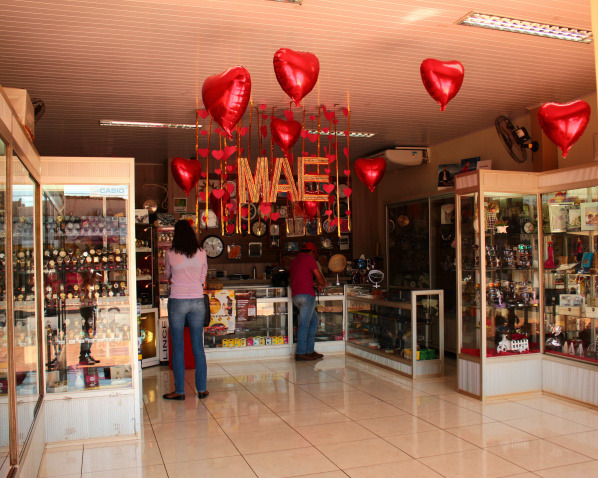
top-left (37, 356), bottom-right (598, 478)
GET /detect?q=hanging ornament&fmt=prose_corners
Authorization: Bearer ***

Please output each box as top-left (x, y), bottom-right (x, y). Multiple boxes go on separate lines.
top-left (171, 157), bottom-right (202, 196)
top-left (202, 66), bottom-right (252, 138)
top-left (420, 58), bottom-right (464, 111)
top-left (271, 118), bottom-right (302, 153)
top-left (537, 100), bottom-right (591, 158)
top-left (273, 48), bottom-right (320, 106)
top-left (303, 201), bottom-right (319, 219)
top-left (354, 157), bottom-right (386, 192)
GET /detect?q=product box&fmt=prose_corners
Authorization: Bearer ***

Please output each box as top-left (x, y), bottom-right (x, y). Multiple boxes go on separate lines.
top-left (586, 307), bottom-right (598, 318)
top-left (557, 306), bottom-right (581, 316)
top-left (246, 338), bottom-right (254, 346)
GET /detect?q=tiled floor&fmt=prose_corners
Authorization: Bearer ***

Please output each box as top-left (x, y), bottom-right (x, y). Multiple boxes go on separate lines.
top-left (37, 355), bottom-right (598, 478)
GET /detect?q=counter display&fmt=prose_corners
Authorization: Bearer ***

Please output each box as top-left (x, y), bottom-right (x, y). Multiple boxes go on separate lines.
top-left (346, 284), bottom-right (444, 378)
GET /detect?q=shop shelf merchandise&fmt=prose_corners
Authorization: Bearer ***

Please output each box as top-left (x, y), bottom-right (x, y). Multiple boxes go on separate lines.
top-left (345, 284), bottom-right (444, 378)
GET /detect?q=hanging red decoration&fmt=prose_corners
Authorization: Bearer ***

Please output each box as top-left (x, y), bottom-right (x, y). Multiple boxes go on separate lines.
top-left (202, 66), bottom-right (252, 138)
top-left (271, 118), bottom-right (302, 153)
top-left (273, 48), bottom-right (320, 106)
top-left (537, 100), bottom-right (591, 158)
top-left (171, 157), bottom-right (202, 196)
top-left (420, 58), bottom-right (464, 111)
top-left (354, 157), bottom-right (386, 192)
top-left (303, 201), bottom-right (319, 219)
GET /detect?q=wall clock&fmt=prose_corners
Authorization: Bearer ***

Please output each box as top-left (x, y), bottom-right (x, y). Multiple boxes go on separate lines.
top-left (201, 235), bottom-right (224, 258)
top-left (251, 220), bottom-right (267, 237)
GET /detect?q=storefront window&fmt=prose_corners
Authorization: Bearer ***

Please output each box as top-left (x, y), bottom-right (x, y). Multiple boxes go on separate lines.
top-left (43, 185), bottom-right (132, 392)
top-left (12, 156), bottom-right (38, 454)
top-left (0, 140), bottom-right (8, 470)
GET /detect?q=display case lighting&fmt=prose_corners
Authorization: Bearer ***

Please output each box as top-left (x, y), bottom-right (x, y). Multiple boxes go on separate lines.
top-left (267, 0), bottom-right (302, 4)
top-left (457, 11), bottom-right (592, 44)
top-left (307, 130), bottom-right (376, 138)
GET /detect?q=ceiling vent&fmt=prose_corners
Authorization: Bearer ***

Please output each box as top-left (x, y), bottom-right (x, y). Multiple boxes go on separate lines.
top-left (367, 147), bottom-right (429, 171)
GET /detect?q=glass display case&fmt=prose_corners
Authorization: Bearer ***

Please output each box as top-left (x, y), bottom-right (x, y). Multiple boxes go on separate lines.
top-left (135, 223), bottom-right (158, 309)
top-left (204, 286), bottom-right (290, 353)
top-left (456, 170), bottom-right (542, 400)
top-left (541, 187), bottom-right (598, 364)
top-left (387, 198), bottom-right (430, 289)
top-left (345, 284), bottom-right (444, 378)
top-left (42, 185), bottom-right (133, 392)
top-left (12, 155), bottom-right (39, 453)
top-left (291, 285), bottom-right (345, 353)
top-left (0, 141), bottom-right (8, 469)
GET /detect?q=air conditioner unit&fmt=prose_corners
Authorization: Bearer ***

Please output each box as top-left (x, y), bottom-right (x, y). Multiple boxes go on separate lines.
top-left (367, 147), bottom-right (429, 170)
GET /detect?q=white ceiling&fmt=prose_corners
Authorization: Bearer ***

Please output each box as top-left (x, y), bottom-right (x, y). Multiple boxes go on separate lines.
top-left (0, 0), bottom-right (594, 164)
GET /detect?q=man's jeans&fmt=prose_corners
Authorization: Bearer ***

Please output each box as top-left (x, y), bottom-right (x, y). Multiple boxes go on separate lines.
top-left (167, 298), bottom-right (207, 394)
top-left (293, 294), bottom-right (319, 355)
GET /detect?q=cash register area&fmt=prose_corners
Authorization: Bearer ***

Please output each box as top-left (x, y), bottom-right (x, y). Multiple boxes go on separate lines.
top-left (37, 355), bottom-right (598, 478)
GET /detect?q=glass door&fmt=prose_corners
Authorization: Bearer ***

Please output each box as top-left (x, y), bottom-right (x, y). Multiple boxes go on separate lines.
top-left (0, 140), bottom-right (8, 471)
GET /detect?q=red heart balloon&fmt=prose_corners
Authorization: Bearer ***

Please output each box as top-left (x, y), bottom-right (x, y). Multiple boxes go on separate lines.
top-left (304, 201), bottom-right (318, 219)
top-left (270, 118), bottom-right (302, 153)
top-left (273, 48), bottom-right (320, 107)
top-left (420, 58), bottom-right (464, 111)
top-left (171, 157), bottom-right (202, 196)
top-left (202, 66), bottom-right (251, 139)
top-left (354, 157), bottom-right (386, 192)
top-left (538, 101), bottom-right (591, 158)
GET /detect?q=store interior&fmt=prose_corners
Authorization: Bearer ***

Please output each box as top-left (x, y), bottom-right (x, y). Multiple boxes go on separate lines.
top-left (1, 1), bottom-right (598, 477)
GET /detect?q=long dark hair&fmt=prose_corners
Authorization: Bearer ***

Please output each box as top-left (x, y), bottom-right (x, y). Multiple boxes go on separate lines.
top-left (171, 220), bottom-right (201, 258)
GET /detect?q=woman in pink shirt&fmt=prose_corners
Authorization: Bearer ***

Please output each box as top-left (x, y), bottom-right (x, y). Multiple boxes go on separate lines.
top-left (163, 220), bottom-right (209, 400)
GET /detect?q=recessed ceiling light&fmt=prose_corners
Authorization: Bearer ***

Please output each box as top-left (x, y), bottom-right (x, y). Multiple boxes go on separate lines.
top-left (457, 11), bottom-right (592, 44)
top-left (99, 120), bottom-right (199, 129)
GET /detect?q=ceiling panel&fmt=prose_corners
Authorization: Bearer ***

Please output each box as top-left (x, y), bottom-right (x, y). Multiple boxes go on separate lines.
top-left (0, 0), bottom-right (594, 164)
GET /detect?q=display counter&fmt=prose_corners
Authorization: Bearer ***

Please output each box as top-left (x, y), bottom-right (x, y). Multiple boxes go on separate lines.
top-left (203, 285), bottom-right (293, 360)
top-left (345, 284), bottom-right (444, 378)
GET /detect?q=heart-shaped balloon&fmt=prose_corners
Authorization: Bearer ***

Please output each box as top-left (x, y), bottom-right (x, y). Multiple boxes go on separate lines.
top-left (273, 48), bottom-right (320, 106)
top-left (354, 157), bottom-right (386, 192)
top-left (270, 118), bottom-right (302, 153)
top-left (304, 201), bottom-right (319, 219)
top-left (538, 100), bottom-right (591, 158)
top-left (171, 157), bottom-right (202, 196)
top-left (420, 58), bottom-right (464, 111)
top-left (202, 66), bottom-right (251, 138)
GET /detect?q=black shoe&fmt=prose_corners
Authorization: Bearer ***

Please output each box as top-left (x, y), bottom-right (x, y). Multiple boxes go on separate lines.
top-left (88, 355), bottom-right (100, 364)
top-left (163, 392), bottom-right (185, 400)
top-left (295, 354), bottom-right (310, 361)
top-left (79, 357), bottom-right (96, 366)
top-left (197, 391), bottom-right (209, 399)
top-left (307, 351), bottom-right (324, 359)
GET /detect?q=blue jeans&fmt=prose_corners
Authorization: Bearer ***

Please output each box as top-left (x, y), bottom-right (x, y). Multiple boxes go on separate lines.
top-left (293, 294), bottom-right (319, 355)
top-left (167, 298), bottom-right (207, 394)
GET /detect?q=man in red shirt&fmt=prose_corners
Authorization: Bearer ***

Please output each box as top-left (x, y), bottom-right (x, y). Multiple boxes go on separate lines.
top-left (290, 242), bottom-right (328, 361)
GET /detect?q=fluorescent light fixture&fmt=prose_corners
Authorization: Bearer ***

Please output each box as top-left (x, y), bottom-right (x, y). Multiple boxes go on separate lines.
top-left (267, 0), bottom-right (302, 4)
top-left (100, 120), bottom-right (375, 138)
top-left (307, 130), bottom-right (376, 138)
top-left (457, 11), bottom-right (592, 43)
top-left (99, 120), bottom-right (199, 129)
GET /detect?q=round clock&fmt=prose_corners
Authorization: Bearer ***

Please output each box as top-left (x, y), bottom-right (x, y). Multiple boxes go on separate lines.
top-left (523, 221), bottom-right (535, 234)
top-left (320, 237), bottom-right (333, 249)
top-left (202, 235), bottom-right (224, 258)
top-left (251, 220), bottom-right (267, 237)
top-left (323, 219), bottom-right (336, 233)
top-left (240, 203), bottom-right (258, 221)
top-left (199, 210), bottom-right (219, 229)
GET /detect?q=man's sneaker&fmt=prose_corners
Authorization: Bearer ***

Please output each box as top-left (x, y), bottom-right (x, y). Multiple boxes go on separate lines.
top-left (295, 354), bottom-right (310, 361)
top-left (307, 351), bottom-right (324, 359)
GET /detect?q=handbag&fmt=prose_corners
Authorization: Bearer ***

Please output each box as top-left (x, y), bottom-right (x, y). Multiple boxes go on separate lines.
top-left (203, 294), bottom-right (211, 327)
